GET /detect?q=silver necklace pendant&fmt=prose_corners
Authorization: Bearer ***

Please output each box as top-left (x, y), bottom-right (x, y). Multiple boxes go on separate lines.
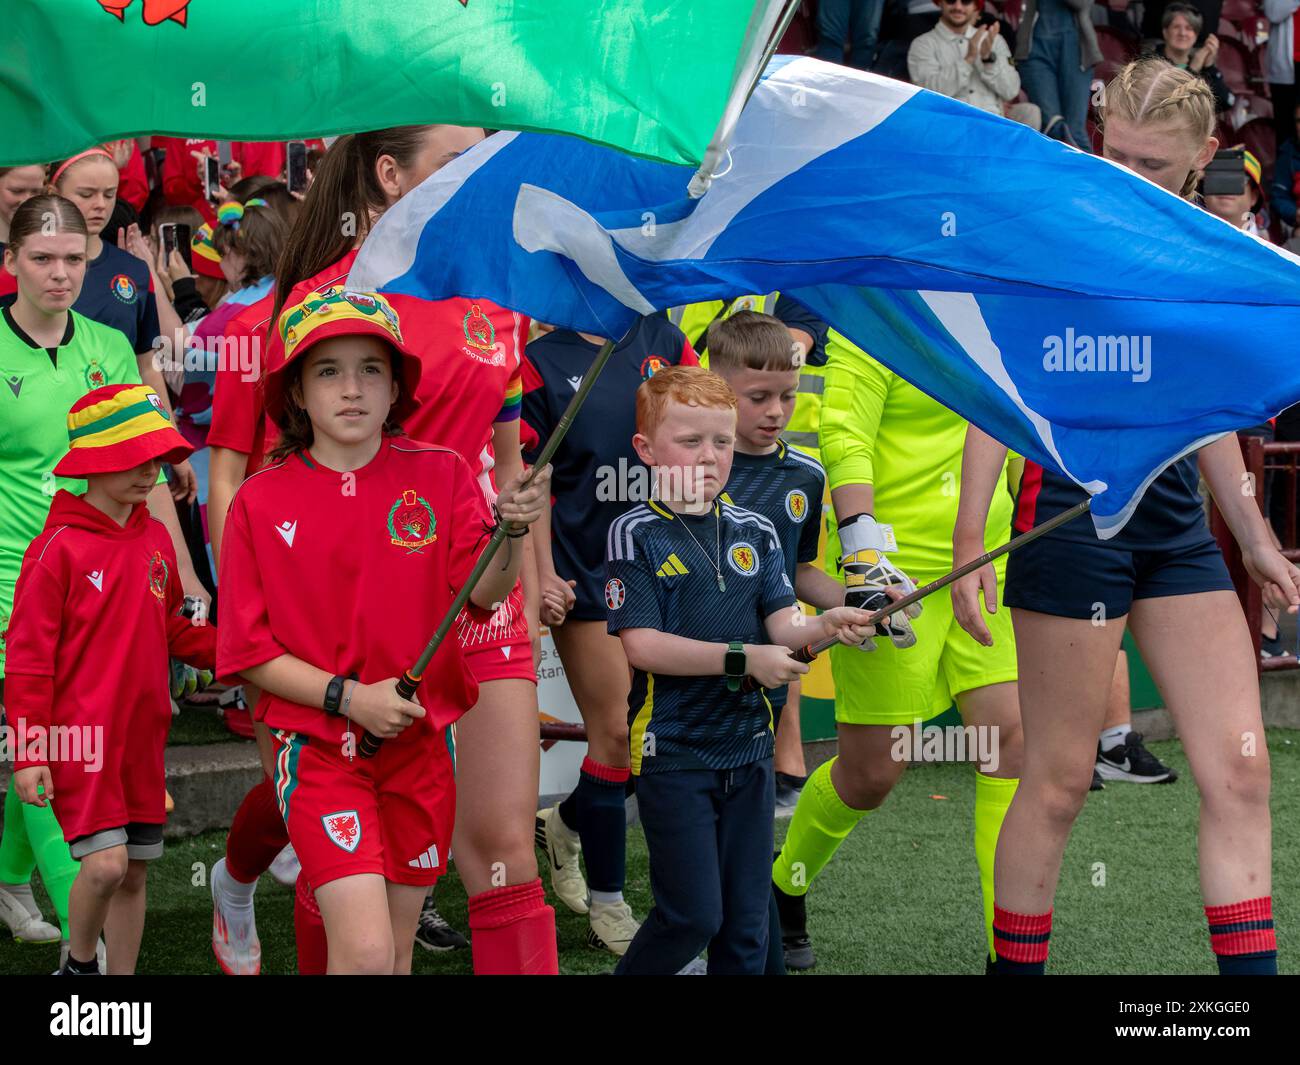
top-left (717, 572), bottom-right (726, 593)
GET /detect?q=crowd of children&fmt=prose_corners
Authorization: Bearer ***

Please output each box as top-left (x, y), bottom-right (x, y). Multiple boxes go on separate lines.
top-left (0, 56), bottom-right (1292, 977)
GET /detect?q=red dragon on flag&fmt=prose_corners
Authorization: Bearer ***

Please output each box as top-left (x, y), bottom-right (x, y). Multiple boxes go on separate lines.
top-left (96, 0), bottom-right (191, 25)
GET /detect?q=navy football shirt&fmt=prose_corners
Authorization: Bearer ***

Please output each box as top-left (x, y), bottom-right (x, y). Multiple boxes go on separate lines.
top-left (74, 242), bottom-right (160, 357)
top-left (606, 498), bottom-right (796, 775)
top-left (720, 440), bottom-right (826, 709)
top-left (523, 316), bottom-right (695, 619)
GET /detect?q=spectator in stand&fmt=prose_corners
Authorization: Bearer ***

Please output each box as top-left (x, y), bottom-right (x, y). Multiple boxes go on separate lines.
top-left (815, 0), bottom-right (886, 70)
top-left (1141, 0), bottom-right (1220, 44)
top-left (0, 165), bottom-right (46, 300)
top-left (148, 205), bottom-right (209, 326)
top-left (1270, 103), bottom-right (1300, 229)
top-left (1014, 0), bottom-right (1103, 149)
top-left (1153, 4), bottom-right (1233, 112)
top-left (1203, 146), bottom-right (1269, 234)
top-left (1265, 0), bottom-right (1300, 149)
top-left (105, 139), bottom-right (150, 214)
top-left (876, 0), bottom-right (943, 78)
top-left (908, 0), bottom-right (1043, 128)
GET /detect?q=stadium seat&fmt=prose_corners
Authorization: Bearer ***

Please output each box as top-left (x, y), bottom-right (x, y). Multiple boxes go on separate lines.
top-left (779, 10), bottom-right (814, 55)
top-left (1002, 0), bottom-right (1024, 30)
top-left (1237, 14), bottom-right (1270, 48)
top-left (1095, 25), bottom-right (1137, 82)
top-left (1217, 18), bottom-right (1242, 42)
top-left (1215, 35), bottom-right (1255, 95)
top-left (1220, 0), bottom-right (1261, 22)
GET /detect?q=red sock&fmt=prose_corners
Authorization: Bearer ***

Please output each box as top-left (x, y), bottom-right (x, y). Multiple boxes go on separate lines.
top-left (294, 874), bottom-right (328, 976)
top-left (466, 879), bottom-right (557, 975)
top-left (993, 906), bottom-right (1052, 974)
top-left (1206, 896), bottom-right (1277, 974)
top-left (225, 778), bottom-right (289, 884)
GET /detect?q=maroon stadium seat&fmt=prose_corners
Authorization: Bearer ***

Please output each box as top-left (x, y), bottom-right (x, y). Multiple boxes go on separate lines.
top-left (1220, 0), bottom-right (1261, 22)
top-left (1215, 35), bottom-right (1255, 94)
top-left (1237, 14), bottom-right (1271, 48)
top-left (1217, 18), bottom-right (1242, 41)
top-left (1095, 25), bottom-right (1137, 83)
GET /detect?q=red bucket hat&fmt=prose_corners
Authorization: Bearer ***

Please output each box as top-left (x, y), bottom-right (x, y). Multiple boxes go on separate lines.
top-left (264, 286), bottom-right (422, 426)
top-left (53, 384), bottom-right (193, 478)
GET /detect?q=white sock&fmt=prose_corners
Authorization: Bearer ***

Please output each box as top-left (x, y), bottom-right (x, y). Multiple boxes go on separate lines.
top-left (1099, 724), bottom-right (1130, 753)
top-left (590, 890), bottom-right (624, 907)
top-left (214, 858), bottom-right (257, 910)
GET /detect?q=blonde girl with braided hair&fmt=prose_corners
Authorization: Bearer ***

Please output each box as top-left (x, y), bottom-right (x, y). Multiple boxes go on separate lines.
top-left (951, 58), bottom-right (1300, 975)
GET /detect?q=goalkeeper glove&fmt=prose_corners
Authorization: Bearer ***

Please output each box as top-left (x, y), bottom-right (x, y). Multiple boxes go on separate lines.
top-left (837, 513), bottom-right (922, 650)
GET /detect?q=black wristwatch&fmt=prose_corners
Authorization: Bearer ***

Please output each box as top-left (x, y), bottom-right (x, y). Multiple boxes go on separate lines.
top-left (323, 674), bottom-right (348, 715)
top-left (724, 640), bottom-right (746, 692)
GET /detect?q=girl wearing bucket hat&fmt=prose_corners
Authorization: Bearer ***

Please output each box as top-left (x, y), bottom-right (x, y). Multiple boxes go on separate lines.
top-left (7, 383), bottom-right (215, 974)
top-left (216, 287), bottom-right (550, 975)
top-left (0, 194), bottom-right (205, 960)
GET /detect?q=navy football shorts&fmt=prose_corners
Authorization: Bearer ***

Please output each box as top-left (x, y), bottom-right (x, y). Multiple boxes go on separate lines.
top-left (1004, 531), bottom-right (1235, 620)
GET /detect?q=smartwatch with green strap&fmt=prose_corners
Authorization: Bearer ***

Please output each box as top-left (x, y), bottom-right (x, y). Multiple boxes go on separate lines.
top-left (724, 640), bottom-right (746, 692)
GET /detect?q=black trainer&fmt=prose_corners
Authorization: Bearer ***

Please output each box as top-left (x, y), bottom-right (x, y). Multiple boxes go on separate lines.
top-left (772, 882), bottom-right (816, 971)
top-left (414, 895), bottom-right (469, 952)
top-left (1095, 732), bottom-right (1178, 784)
top-left (1090, 768), bottom-right (1104, 792)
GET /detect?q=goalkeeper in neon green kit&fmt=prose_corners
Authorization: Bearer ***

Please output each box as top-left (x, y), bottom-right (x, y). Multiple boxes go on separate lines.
top-left (771, 331), bottom-right (1024, 972)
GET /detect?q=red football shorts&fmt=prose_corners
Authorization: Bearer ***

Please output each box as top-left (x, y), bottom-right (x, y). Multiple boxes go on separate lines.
top-left (271, 724), bottom-right (455, 889)
top-left (456, 582), bottom-right (535, 684)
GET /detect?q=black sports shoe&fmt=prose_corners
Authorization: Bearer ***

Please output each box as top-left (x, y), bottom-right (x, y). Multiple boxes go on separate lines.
top-left (774, 772), bottom-right (805, 815)
top-left (1095, 732), bottom-right (1177, 784)
top-left (1260, 632), bottom-right (1293, 661)
top-left (414, 896), bottom-right (469, 952)
top-left (1090, 768), bottom-right (1104, 791)
top-left (772, 882), bottom-right (816, 971)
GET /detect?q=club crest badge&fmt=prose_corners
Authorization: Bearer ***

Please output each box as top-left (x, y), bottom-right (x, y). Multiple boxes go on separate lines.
top-left (785, 489), bottom-right (808, 523)
top-left (605, 578), bottom-right (626, 610)
top-left (147, 550), bottom-right (169, 600)
top-left (84, 360), bottom-right (107, 389)
top-left (322, 811), bottom-right (361, 853)
top-left (640, 355), bottom-right (668, 381)
top-left (388, 489), bottom-right (437, 553)
top-left (146, 391), bottom-right (165, 414)
top-left (728, 542), bottom-right (757, 576)
top-left (110, 273), bottom-right (137, 304)
top-left (462, 303), bottom-right (503, 365)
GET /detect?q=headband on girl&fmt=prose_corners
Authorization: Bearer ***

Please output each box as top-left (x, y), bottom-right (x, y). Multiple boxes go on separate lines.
top-left (215, 197), bottom-right (268, 231)
top-left (50, 147), bottom-right (115, 187)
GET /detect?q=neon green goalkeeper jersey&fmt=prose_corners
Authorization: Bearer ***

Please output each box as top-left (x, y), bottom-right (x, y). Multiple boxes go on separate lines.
top-left (819, 329), bottom-right (1014, 581)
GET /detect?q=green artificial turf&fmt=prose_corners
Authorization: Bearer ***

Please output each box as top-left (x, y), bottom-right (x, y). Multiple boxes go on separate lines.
top-left (1, 732), bottom-right (1295, 975)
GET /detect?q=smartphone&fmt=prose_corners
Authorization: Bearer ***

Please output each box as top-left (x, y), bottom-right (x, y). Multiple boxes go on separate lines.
top-left (1203, 148), bottom-right (1246, 197)
top-left (158, 222), bottom-right (193, 270)
top-left (286, 140), bottom-right (309, 194)
top-left (203, 155), bottom-right (221, 203)
top-left (216, 140), bottom-right (232, 167)
top-left (977, 11), bottom-right (998, 25)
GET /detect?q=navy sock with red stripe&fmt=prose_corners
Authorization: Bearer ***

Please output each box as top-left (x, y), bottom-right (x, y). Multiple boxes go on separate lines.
top-left (993, 906), bottom-right (1052, 975)
top-left (570, 757), bottom-right (630, 894)
top-left (1206, 896), bottom-right (1277, 975)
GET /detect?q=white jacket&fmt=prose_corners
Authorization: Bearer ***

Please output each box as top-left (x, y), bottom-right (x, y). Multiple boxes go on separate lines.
top-left (1265, 0), bottom-right (1299, 86)
top-left (908, 22), bottom-right (1021, 115)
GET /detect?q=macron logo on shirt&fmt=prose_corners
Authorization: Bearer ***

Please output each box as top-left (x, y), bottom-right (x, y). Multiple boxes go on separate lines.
top-left (86, 570), bottom-right (104, 593)
top-left (275, 520), bottom-right (297, 547)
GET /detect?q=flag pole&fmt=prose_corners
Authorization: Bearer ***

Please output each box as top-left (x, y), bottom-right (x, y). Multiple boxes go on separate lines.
top-left (688, 0), bottom-right (801, 199)
top-left (358, 334), bottom-right (622, 758)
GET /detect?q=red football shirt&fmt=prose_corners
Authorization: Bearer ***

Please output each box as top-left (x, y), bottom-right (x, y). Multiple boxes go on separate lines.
top-left (216, 438), bottom-right (493, 746)
top-left (207, 288), bottom-right (278, 474)
top-left (270, 252), bottom-right (528, 495)
top-left (4, 491), bottom-right (216, 837)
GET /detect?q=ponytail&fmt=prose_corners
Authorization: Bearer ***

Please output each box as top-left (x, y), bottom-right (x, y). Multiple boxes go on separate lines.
top-left (273, 125), bottom-right (433, 321)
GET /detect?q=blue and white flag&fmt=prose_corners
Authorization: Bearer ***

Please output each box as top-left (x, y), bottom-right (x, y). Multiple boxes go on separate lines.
top-left (350, 55), bottom-right (1300, 537)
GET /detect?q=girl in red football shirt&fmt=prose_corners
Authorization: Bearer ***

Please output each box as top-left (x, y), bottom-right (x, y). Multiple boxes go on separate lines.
top-left (217, 288), bottom-right (550, 974)
top-left (253, 126), bottom-right (554, 974)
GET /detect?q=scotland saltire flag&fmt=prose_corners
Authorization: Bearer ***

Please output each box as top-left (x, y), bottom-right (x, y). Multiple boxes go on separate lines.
top-left (349, 55), bottom-right (1300, 537)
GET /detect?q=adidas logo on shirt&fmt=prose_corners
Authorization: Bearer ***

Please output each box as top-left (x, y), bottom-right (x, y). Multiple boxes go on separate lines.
top-left (275, 520), bottom-right (297, 547)
top-left (407, 843), bottom-right (440, 870)
top-left (655, 554), bottom-right (689, 578)
top-left (86, 570), bottom-right (104, 592)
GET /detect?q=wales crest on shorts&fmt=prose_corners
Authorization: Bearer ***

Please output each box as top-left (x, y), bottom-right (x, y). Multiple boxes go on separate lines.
top-left (388, 489), bottom-right (437, 554)
top-left (322, 811), bottom-right (361, 853)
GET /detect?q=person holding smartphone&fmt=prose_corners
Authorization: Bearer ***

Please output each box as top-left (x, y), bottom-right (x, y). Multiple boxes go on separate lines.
top-left (908, 0), bottom-right (1041, 128)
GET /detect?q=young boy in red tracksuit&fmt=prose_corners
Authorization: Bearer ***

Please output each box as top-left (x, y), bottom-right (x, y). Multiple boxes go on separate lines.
top-left (216, 287), bottom-right (551, 975)
top-left (7, 384), bottom-right (216, 975)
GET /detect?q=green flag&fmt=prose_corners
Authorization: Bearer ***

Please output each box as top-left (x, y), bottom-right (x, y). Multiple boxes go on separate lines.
top-left (1, 0), bottom-right (771, 167)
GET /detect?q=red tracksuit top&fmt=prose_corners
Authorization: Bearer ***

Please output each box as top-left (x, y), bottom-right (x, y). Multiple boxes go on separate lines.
top-left (4, 491), bottom-right (216, 838)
